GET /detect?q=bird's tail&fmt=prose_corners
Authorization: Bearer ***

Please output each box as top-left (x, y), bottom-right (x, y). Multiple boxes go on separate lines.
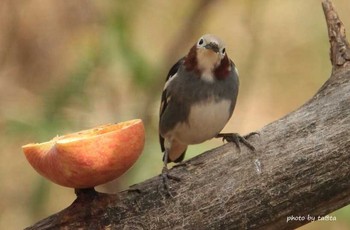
top-left (163, 149), bottom-right (187, 163)
top-left (162, 141), bottom-right (187, 163)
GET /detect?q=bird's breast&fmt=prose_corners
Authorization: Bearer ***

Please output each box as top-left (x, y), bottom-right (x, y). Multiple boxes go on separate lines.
top-left (173, 98), bottom-right (231, 145)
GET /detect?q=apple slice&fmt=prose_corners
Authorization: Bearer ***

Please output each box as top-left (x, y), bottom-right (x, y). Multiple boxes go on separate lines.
top-left (22, 119), bottom-right (145, 188)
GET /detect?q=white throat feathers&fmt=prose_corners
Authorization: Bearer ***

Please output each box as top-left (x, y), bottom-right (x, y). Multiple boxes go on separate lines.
top-left (196, 48), bottom-right (221, 83)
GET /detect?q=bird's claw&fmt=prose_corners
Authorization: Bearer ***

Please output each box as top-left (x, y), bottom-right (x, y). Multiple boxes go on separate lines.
top-left (243, 131), bottom-right (260, 139)
top-left (216, 132), bottom-right (258, 151)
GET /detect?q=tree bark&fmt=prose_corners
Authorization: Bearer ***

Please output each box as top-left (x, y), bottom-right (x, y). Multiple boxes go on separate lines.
top-left (27, 1), bottom-right (350, 229)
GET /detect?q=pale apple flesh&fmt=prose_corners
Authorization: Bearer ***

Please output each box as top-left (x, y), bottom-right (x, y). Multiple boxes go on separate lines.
top-left (22, 119), bottom-right (145, 188)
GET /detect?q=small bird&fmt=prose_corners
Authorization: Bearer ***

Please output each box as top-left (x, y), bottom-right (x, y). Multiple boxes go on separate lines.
top-left (159, 34), bottom-right (255, 192)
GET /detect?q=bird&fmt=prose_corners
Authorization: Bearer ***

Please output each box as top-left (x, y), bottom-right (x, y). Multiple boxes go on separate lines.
top-left (159, 34), bottom-right (256, 194)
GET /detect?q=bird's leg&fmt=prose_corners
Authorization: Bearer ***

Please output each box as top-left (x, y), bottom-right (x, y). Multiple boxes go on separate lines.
top-left (216, 132), bottom-right (259, 151)
top-left (161, 150), bottom-right (180, 197)
top-left (162, 150), bottom-right (181, 181)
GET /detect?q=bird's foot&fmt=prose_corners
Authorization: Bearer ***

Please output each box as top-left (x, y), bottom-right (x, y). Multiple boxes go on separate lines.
top-left (216, 132), bottom-right (259, 151)
top-left (161, 166), bottom-right (180, 198)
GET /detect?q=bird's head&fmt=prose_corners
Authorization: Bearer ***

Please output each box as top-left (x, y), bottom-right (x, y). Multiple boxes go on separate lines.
top-left (184, 34), bottom-right (231, 81)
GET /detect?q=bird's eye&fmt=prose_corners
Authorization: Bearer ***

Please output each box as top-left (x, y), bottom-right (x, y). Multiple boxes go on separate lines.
top-left (221, 48), bottom-right (226, 55)
top-left (198, 38), bottom-right (204, 46)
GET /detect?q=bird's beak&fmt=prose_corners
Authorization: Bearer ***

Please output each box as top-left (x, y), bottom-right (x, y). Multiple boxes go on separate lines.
top-left (204, 42), bottom-right (220, 53)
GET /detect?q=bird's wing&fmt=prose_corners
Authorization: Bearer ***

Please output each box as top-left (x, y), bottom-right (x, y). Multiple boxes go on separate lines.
top-left (159, 57), bottom-right (185, 152)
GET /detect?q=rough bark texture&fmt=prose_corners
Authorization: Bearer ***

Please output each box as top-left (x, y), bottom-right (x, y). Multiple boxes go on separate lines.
top-left (27, 1), bottom-right (350, 229)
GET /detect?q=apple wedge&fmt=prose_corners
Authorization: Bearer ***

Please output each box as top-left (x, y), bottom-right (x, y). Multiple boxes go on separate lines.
top-left (22, 119), bottom-right (145, 188)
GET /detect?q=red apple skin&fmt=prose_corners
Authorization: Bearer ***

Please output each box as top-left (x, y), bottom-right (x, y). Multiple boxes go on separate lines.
top-left (22, 119), bottom-right (145, 188)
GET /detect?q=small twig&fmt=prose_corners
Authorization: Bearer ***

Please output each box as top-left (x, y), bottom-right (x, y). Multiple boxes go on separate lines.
top-left (322, 0), bottom-right (350, 68)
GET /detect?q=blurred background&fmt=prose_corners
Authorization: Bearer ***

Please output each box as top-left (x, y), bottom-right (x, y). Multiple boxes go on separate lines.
top-left (0, 0), bottom-right (349, 229)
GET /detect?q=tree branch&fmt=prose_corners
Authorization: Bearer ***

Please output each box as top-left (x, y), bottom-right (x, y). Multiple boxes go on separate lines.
top-left (26, 1), bottom-right (350, 229)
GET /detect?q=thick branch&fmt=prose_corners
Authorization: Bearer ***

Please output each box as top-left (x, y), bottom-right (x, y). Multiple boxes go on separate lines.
top-left (27, 1), bottom-right (350, 229)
